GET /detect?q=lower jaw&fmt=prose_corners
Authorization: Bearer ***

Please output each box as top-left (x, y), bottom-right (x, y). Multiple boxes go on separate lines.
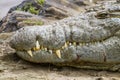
top-left (16, 51), bottom-right (120, 71)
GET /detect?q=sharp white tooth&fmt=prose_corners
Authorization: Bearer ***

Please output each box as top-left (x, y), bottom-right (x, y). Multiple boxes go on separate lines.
top-left (41, 46), bottom-right (44, 50)
top-left (62, 46), bottom-right (64, 49)
top-left (64, 42), bottom-right (67, 48)
top-left (86, 43), bottom-right (89, 46)
top-left (27, 50), bottom-right (33, 57)
top-left (89, 0), bottom-right (93, 3)
top-left (44, 48), bottom-right (47, 51)
top-left (62, 42), bottom-right (68, 49)
top-left (79, 43), bottom-right (82, 46)
top-left (69, 43), bottom-right (71, 45)
top-left (49, 50), bottom-right (52, 54)
top-left (73, 42), bottom-right (76, 46)
top-left (56, 50), bottom-right (61, 58)
top-left (80, 43), bottom-right (83, 46)
top-left (36, 41), bottom-right (40, 50)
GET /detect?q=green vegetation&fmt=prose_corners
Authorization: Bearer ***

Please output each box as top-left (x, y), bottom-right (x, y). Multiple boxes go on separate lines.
top-left (22, 3), bottom-right (31, 11)
top-left (16, 8), bottom-right (22, 11)
top-left (23, 3), bottom-right (39, 15)
top-left (16, 3), bottom-right (39, 15)
top-left (36, 0), bottom-right (45, 5)
top-left (29, 6), bottom-right (39, 15)
top-left (16, 0), bottom-right (45, 15)
top-left (23, 19), bottom-right (44, 25)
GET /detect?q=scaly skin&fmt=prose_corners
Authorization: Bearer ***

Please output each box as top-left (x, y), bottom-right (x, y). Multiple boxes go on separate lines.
top-left (9, 2), bottom-right (120, 71)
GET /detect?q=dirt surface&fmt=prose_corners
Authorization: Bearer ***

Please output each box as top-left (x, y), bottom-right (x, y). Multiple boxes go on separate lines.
top-left (0, 39), bottom-right (119, 80)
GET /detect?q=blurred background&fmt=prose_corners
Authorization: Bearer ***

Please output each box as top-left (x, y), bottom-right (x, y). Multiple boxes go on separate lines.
top-left (0, 0), bottom-right (24, 20)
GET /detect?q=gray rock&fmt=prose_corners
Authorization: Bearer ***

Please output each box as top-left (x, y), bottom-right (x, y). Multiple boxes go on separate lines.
top-left (0, 11), bottom-right (44, 32)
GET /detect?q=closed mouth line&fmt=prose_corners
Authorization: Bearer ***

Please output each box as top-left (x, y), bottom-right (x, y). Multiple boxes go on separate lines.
top-left (22, 36), bottom-right (114, 59)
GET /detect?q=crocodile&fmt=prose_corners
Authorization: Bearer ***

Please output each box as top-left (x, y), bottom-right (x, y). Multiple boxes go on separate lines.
top-left (9, 2), bottom-right (120, 71)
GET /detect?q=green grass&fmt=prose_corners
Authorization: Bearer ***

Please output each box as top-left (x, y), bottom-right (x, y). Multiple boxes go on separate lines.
top-left (29, 6), bottom-right (39, 15)
top-left (23, 19), bottom-right (44, 25)
top-left (36, 0), bottom-right (45, 5)
top-left (16, 0), bottom-right (45, 15)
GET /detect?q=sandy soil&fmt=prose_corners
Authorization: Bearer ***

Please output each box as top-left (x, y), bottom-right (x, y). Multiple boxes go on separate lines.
top-left (0, 39), bottom-right (119, 80)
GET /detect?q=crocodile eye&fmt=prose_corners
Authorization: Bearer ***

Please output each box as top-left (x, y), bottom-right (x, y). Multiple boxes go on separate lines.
top-left (95, 11), bottom-right (109, 19)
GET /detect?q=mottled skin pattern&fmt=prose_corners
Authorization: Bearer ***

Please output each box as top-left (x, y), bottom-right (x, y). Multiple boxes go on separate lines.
top-left (10, 2), bottom-right (120, 71)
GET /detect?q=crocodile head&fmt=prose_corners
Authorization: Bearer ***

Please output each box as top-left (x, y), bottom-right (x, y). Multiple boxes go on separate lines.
top-left (9, 3), bottom-right (120, 65)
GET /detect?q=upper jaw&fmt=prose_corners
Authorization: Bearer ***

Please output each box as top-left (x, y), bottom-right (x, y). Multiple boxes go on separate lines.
top-left (9, 3), bottom-right (120, 59)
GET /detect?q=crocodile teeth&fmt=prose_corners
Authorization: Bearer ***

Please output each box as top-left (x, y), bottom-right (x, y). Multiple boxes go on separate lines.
top-left (36, 41), bottom-right (40, 50)
top-left (79, 43), bottom-right (82, 46)
top-left (44, 48), bottom-right (47, 51)
top-left (89, 0), bottom-right (93, 3)
top-left (64, 42), bottom-right (67, 48)
top-left (27, 50), bottom-right (33, 57)
top-left (62, 42), bottom-right (67, 49)
top-left (69, 43), bottom-right (72, 46)
top-left (55, 50), bottom-right (61, 58)
top-left (62, 46), bottom-right (64, 49)
top-left (86, 43), bottom-right (89, 46)
top-left (73, 42), bottom-right (76, 46)
top-left (41, 46), bottom-right (44, 50)
top-left (49, 50), bottom-right (52, 54)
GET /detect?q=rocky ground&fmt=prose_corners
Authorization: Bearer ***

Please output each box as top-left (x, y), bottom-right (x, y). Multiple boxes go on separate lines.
top-left (0, 0), bottom-right (120, 80)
